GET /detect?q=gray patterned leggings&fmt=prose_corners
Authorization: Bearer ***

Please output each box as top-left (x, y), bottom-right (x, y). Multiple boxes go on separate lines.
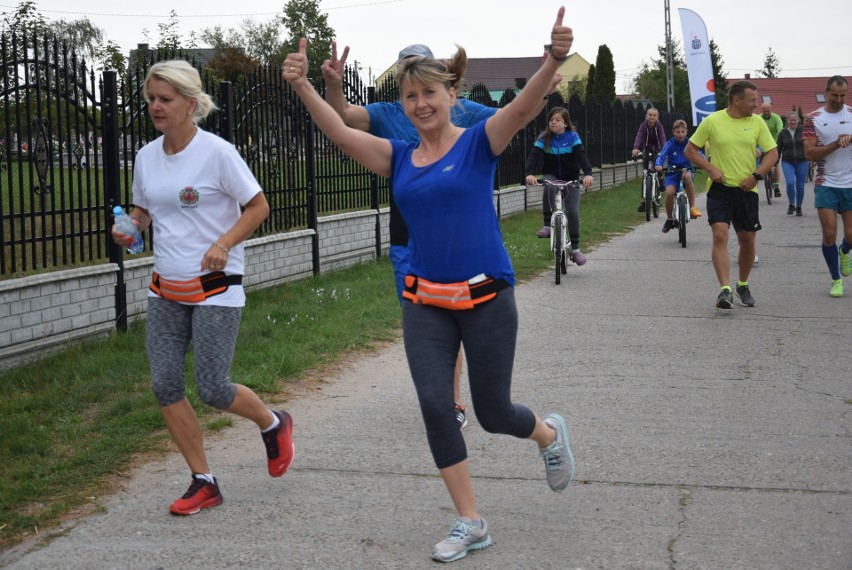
top-left (146, 296), bottom-right (241, 409)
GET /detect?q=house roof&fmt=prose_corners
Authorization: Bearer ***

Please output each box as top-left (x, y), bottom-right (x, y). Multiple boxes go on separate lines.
top-left (727, 75), bottom-right (847, 117)
top-left (464, 52), bottom-right (588, 91)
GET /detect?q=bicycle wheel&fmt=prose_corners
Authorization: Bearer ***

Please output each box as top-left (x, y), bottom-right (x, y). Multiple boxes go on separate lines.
top-left (652, 187), bottom-right (660, 219)
top-left (678, 200), bottom-right (687, 247)
top-left (644, 175), bottom-right (652, 222)
top-left (553, 215), bottom-right (564, 285)
top-left (764, 173), bottom-right (772, 205)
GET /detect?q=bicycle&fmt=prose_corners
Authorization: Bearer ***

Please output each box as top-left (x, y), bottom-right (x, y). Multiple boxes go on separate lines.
top-left (660, 167), bottom-right (696, 248)
top-left (541, 179), bottom-right (579, 285)
top-left (764, 167), bottom-right (775, 205)
top-left (636, 152), bottom-right (662, 221)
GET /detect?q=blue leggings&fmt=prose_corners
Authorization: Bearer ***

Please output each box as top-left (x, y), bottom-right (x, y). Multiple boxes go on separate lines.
top-left (146, 296), bottom-right (241, 409)
top-left (401, 288), bottom-right (536, 469)
top-left (782, 161), bottom-right (809, 207)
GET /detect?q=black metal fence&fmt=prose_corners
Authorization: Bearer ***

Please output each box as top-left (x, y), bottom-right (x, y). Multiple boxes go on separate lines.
top-left (0, 30), bottom-right (685, 278)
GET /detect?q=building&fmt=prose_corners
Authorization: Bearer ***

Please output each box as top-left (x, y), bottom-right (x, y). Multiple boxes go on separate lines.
top-left (374, 53), bottom-right (591, 103)
top-left (727, 74), bottom-right (849, 118)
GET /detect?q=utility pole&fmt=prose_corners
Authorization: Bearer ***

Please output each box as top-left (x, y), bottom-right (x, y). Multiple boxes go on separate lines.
top-left (664, 0), bottom-right (675, 111)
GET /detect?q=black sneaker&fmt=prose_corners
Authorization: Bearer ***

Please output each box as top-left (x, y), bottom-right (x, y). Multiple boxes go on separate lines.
top-left (662, 219), bottom-right (675, 233)
top-left (774, 190), bottom-right (782, 197)
top-left (795, 207), bottom-right (802, 217)
top-left (637, 202), bottom-right (646, 213)
top-left (454, 402), bottom-right (468, 429)
top-left (787, 205), bottom-right (795, 215)
top-left (716, 288), bottom-right (733, 309)
top-left (735, 284), bottom-right (755, 307)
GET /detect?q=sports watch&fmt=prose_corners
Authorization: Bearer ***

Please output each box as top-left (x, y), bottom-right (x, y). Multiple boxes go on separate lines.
top-left (752, 172), bottom-right (764, 181)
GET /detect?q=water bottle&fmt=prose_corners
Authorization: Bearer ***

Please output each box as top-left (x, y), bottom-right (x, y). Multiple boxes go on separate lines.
top-left (112, 206), bottom-right (144, 254)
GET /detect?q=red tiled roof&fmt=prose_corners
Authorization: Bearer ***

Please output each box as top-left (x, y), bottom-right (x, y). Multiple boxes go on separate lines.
top-left (727, 75), bottom-right (849, 117)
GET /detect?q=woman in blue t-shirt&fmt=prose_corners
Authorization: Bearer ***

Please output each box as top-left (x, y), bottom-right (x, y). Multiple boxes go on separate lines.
top-left (283, 7), bottom-right (576, 563)
top-left (524, 106), bottom-right (593, 264)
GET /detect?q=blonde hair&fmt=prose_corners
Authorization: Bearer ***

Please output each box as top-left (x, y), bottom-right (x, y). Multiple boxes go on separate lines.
top-left (672, 119), bottom-right (687, 131)
top-left (394, 46), bottom-right (468, 96)
top-left (143, 60), bottom-right (217, 123)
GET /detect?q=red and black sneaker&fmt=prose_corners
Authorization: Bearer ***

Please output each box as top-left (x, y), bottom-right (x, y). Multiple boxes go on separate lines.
top-left (169, 475), bottom-right (223, 516)
top-left (262, 410), bottom-right (295, 477)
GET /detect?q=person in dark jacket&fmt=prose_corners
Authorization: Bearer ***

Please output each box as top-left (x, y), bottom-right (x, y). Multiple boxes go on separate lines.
top-left (631, 107), bottom-right (666, 212)
top-left (525, 106), bottom-right (593, 265)
top-left (777, 111), bottom-right (808, 216)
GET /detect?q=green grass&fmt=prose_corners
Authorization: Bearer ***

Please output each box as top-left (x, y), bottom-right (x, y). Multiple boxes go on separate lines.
top-left (0, 173), bottom-right (704, 549)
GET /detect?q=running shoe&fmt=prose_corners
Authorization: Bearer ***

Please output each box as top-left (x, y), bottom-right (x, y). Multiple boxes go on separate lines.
top-left (716, 288), bottom-right (733, 309)
top-left (795, 208), bottom-right (802, 217)
top-left (571, 250), bottom-right (587, 266)
top-left (637, 202), bottom-right (646, 213)
top-left (262, 410), bottom-right (295, 477)
top-left (839, 250), bottom-right (851, 277)
top-left (431, 517), bottom-right (492, 563)
top-left (169, 475), bottom-right (223, 516)
top-left (787, 205), bottom-right (795, 215)
top-left (662, 219), bottom-right (675, 233)
top-left (535, 226), bottom-right (551, 238)
top-left (539, 413), bottom-right (575, 492)
top-left (454, 402), bottom-right (468, 429)
top-left (690, 207), bottom-right (702, 218)
top-left (735, 284), bottom-right (755, 307)
top-left (830, 279), bottom-right (844, 298)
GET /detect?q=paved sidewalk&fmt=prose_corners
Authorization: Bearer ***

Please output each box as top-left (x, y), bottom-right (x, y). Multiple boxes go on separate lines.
top-left (2, 183), bottom-right (851, 569)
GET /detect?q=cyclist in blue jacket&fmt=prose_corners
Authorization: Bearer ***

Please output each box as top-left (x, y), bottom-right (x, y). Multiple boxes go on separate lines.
top-left (656, 119), bottom-right (703, 233)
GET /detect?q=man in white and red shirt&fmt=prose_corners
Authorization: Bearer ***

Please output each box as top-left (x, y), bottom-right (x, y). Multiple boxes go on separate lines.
top-left (803, 75), bottom-right (852, 298)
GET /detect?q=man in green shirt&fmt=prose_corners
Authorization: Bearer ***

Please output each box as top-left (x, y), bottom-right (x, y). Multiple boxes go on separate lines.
top-left (761, 102), bottom-right (784, 197)
top-left (685, 80), bottom-right (778, 309)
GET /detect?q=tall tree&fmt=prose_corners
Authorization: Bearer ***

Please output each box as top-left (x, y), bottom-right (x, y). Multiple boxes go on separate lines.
top-left (756, 47), bottom-right (781, 78)
top-left (50, 18), bottom-right (104, 61)
top-left (1, 0), bottom-right (48, 35)
top-left (591, 44), bottom-right (616, 102)
top-left (279, 0), bottom-right (334, 79)
top-left (709, 39), bottom-right (727, 110)
top-left (632, 40), bottom-right (690, 111)
top-left (202, 19), bottom-right (283, 66)
top-left (585, 64), bottom-right (596, 102)
top-left (157, 10), bottom-right (182, 51)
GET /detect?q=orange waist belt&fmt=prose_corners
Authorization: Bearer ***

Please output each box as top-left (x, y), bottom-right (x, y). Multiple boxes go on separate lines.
top-left (149, 271), bottom-right (242, 303)
top-left (402, 274), bottom-right (509, 310)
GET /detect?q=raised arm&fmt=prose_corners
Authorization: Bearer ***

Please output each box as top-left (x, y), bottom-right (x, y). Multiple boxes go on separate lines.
top-left (284, 39), bottom-right (392, 177)
top-left (320, 41), bottom-right (372, 132)
top-left (485, 6), bottom-right (572, 155)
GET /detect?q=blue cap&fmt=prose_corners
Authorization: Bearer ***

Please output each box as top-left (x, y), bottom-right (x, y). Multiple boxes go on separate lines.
top-left (398, 44), bottom-right (434, 62)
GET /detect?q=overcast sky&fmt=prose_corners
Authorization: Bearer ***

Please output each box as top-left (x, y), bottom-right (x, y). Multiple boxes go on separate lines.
top-left (17, 0), bottom-right (852, 92)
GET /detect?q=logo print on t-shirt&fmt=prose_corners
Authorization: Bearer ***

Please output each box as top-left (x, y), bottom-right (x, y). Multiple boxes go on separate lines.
top-left (179, 186), bottom-right (199, 207)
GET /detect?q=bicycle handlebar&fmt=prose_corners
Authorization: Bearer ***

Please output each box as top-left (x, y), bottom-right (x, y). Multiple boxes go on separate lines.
top-left (538, 179), bottom-right (581, 188)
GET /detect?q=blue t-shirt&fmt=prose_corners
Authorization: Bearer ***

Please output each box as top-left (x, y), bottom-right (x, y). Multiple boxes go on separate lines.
top-left (366, 98), bottom-right (497, 247)
top-left (390, 121), bottom-right (515, 286)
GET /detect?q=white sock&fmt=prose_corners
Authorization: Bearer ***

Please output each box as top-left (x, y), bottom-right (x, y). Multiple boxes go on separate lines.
top-left (261, 411), bottom-right (280, 433)
top-left (194, 473), bottom-right (215, 484)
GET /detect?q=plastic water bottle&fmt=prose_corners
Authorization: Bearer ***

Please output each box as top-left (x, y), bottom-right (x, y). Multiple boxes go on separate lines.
top-left (112, 206), bottom-right (144, 254)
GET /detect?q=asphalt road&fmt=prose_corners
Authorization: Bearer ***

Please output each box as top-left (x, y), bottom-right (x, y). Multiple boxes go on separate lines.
top-left (3, 182), bottom-right (851, 569)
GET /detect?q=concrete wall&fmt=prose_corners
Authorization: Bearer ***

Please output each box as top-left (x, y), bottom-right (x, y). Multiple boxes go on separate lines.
top-left (0, 162), bottom-right (641, 371)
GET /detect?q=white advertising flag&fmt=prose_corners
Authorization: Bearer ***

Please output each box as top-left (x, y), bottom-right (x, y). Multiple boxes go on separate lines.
top-left (678, 8), bottom-right (715, 125)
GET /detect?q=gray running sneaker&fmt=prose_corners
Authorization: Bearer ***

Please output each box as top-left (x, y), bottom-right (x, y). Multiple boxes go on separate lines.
top-left (431, 517), bottom-right (492, 563)
top-left (716, 288), bottom-right (733, 309)
top-left (539, 413), bottom-right (575, 492)
top-left (735, 284), bottom-right (755, 307)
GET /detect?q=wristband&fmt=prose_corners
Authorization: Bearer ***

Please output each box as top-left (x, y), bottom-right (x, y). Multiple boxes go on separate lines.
top-left (213, 241), bottom-right (230, 254)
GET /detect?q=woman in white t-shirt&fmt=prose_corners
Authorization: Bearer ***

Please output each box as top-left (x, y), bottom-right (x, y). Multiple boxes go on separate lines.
top-left (110, 60), bottom-right (294, 516)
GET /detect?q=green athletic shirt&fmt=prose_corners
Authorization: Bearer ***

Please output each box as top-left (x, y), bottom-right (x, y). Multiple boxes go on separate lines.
top-left (762, 112), bottom-right (784, 142)
top-left (690, 110), bottom-right (777, 191)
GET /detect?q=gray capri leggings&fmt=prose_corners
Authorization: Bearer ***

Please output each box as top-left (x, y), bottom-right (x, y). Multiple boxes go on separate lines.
top-left (147, 296), bottom-right (241, 409)
top-left (542, 174), bottom-right (582, 248)
top-left (401, 287), bottom-right (536, 469)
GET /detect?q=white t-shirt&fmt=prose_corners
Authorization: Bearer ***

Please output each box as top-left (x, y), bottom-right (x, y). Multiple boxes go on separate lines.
top-left (804, 104), bottom-right (852, 188)
top-left (133, 128), bottom-right (263, 306)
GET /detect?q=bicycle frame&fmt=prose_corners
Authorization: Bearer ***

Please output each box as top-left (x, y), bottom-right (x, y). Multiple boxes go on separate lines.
top-left (543, 179), bottom-right (577, 284)
top-left (662, 167), bottom-right (694, 248)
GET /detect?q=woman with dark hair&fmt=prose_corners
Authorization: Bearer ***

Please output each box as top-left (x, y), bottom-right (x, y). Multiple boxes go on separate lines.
top-left (284, 7), bottom-right (575, 563)
top-left (525, 106), bottom-right (593, 264)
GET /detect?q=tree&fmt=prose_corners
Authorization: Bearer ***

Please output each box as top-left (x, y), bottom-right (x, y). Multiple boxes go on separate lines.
top-left (585, 64), bottom-right (596, 102)
top-left (709, 39), bottom-right (727, 110)
top-left (279, 0), bottom-right (335, 79)
top-left (95, 40), bottom-right (127, 75)
top-left (591, 44), bottom-right (616, 102)
top-left (202, 19), bottom-right (283, 66)
top-left (756, 47), bottom-right (781, 78)
top-left (157, 10), bottom-right (182, 51)
top-left (206, 45), bottom-right (256, 83)
top-left (632, 40), bottom-right (690, 111)
top-left (1, 0), bottom-right (48, 35)
top-left (50, 18), bottom-right (103, 61)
